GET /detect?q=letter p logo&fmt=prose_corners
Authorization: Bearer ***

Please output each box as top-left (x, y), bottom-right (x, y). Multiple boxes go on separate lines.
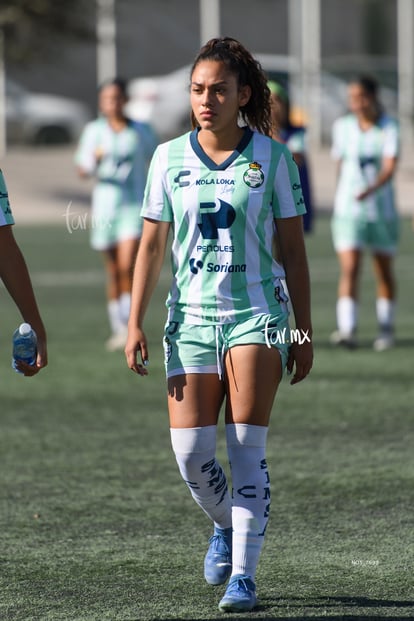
top-left (198, 199), bottom-right (236, 240)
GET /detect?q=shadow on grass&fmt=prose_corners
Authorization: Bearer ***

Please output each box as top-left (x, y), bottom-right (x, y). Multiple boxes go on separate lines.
top-left (313, 337), bottom-right (414, 351)
top-left (253, 594), bottom-right (414, 620)
top-left (135, 615), bottom-right (414, 621)
top-left (135, 595), bottom-right (414, 621)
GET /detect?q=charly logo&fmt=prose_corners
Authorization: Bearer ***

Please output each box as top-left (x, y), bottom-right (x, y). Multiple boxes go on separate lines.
top-left (198, 199), bottom-right (236, 240)
top-left (243, 161), bottom-right (264, 188)
top-left (174, 170), bottom-right (191, 187)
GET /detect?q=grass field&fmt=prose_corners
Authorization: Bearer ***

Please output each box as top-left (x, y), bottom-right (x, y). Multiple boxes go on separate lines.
top-left (1, 215), bottom-right (413, 621)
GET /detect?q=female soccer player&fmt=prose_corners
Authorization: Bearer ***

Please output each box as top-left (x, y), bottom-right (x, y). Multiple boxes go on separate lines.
top-left (125, 38), bottom-right (313, 613)
top-left (0, 169), bottom-right (47, 375)
top-left (268, 80), bottom-right (313, 233)
top-left (75, 78), bottom-right (157, 351)
top-left (330, 75), bottom-right (400, 351)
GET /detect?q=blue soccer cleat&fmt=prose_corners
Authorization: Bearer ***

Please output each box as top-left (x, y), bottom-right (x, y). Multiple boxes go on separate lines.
top-left (218, 574), bottom-right (257, 612)
top-left (204, 526), bottom-right (232, 585)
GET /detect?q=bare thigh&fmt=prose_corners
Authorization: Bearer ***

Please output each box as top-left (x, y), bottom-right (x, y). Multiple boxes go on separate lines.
top-left (224, 344), bottom-right (283, 426)
top-left (337, 249), bottom-right (362, 298)
top-left (168, 373), bottom-right (225, 429)
top-left (102, 247), bottom-right (118, 299)
top-left (167, 344), bottom-right (283, 429)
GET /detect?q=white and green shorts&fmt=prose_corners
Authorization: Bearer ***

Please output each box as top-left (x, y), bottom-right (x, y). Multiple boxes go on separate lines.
top-left (331, 216), bottom-right (399, 255)
top-left (90, 182), bottom-right (142, 250)
top-left (163, 312), bottom-right (291, 379)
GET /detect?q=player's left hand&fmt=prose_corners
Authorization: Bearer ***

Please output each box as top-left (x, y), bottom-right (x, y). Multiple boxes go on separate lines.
top-left (125, 326), bottom-right (149, 376)
top-left (14, 359), bottom-right (42, 377)
top-left (286, 341), bottom-right (313, 385)
top-left (14, 339), bottom-right (48, 377)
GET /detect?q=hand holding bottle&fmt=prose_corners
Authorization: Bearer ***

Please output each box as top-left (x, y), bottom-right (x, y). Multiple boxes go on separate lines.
top-left (12, 322), bottom-right (45, 377)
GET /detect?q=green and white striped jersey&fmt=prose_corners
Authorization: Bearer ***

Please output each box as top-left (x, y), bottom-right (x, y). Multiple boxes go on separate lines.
top-left (142, 127), bottom-right (306, 325)
top-left (331, 113), bottom-right (399, 222)
top-left (0, 170), bottom-right (14, 227)
top-left (75, 117), bottom-right (157, 204)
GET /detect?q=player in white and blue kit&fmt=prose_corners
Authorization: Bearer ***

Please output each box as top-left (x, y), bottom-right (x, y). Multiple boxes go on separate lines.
top-left (125, 38), bottom-right (313, 613)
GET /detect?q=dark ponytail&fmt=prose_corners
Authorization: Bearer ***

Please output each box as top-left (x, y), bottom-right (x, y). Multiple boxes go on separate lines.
top-left (190, 37), bottom-right (272, 136)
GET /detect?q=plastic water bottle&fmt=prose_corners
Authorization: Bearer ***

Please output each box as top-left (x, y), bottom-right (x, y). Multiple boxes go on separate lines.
top-left (12, 323), bottom-right (37, 374)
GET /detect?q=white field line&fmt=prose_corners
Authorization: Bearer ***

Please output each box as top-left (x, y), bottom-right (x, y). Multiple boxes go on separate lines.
top-left (0, 269), bottom-right (104, 288)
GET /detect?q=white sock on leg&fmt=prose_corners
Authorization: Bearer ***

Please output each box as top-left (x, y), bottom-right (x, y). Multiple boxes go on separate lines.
top-left (336, 296), bottom-right (357, 335)
top-left (107, 299), bottom-right (123, 335)
top-left (170, 426), bottom-right (232, 529)
top-left (226, 423), bottom-right (270, 580)
top-left (119, 292), bottom-right (131, 326)
top-left (376, 297), bottom-right (395, 332)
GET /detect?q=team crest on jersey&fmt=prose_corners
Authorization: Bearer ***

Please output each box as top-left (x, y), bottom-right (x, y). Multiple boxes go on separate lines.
top-left (243, 162), bottom-right (264, 188)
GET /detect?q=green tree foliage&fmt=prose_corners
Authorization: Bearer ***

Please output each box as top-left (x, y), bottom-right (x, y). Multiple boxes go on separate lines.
top-left (0, 0), bottom-right (95, 64)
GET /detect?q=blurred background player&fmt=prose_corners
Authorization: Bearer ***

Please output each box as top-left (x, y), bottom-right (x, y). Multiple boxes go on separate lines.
top-left (268, 80), bottom-right (313, 233)
top-left (330, 75), bottom-right (400, 351)
top-left (75, 78), bottom-right (157, 351)
top-left (0, 169), bottom-right (48, 376)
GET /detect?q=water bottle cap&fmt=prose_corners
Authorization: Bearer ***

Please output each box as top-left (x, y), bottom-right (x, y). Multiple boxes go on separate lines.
top-left (19, 323), bottom-right (32, 336)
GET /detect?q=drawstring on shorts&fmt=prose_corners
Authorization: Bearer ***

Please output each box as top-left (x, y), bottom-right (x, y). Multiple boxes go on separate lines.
top-left (264, 315), bottom-right (272, 349)
top-left (215, 325), bottom-right (226, 379)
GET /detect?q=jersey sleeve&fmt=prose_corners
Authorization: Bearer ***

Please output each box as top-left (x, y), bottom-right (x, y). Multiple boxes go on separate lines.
top-left (382, 117), bottom-right (400, 159)
top-left (74, 121), bottom-right (99, 175)
top-left (134, 121), bottom-right (159, 162)
top-left (272, 145), bottom-right (306, 219)
top-left (141, 146), bottom-right (173, 222)
top-left (331, 117), bottom-right (345, 161)
top-left (0, 170), bottom-right (15, 226)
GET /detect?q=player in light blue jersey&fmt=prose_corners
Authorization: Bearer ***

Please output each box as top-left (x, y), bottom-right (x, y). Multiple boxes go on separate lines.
top-left (75, 78), bottom-right (157, 351)
top-left (330, 75), bottom-right (400, 351)
top-left (125, 38), bottom-right (313, 613)
top-left (0, 170), bottom-right (47, 375)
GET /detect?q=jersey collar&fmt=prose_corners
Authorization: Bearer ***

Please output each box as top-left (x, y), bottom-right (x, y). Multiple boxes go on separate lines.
top-left (190, 126), bottom-right (253, 171)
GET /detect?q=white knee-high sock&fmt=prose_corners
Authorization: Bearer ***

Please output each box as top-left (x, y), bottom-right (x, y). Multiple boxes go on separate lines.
top-left (119, 292), bottom-right (131, 325)
top-left (376, 297), bottom-right (395, 332)
top-left (170, 426), bottom-right (232, 529)
top-left (226, 423), bottom-right (270, 580)
top-left (336, 296), bottom-right (357, 335)
top-left (107, 299), bottom-right (123, 335)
